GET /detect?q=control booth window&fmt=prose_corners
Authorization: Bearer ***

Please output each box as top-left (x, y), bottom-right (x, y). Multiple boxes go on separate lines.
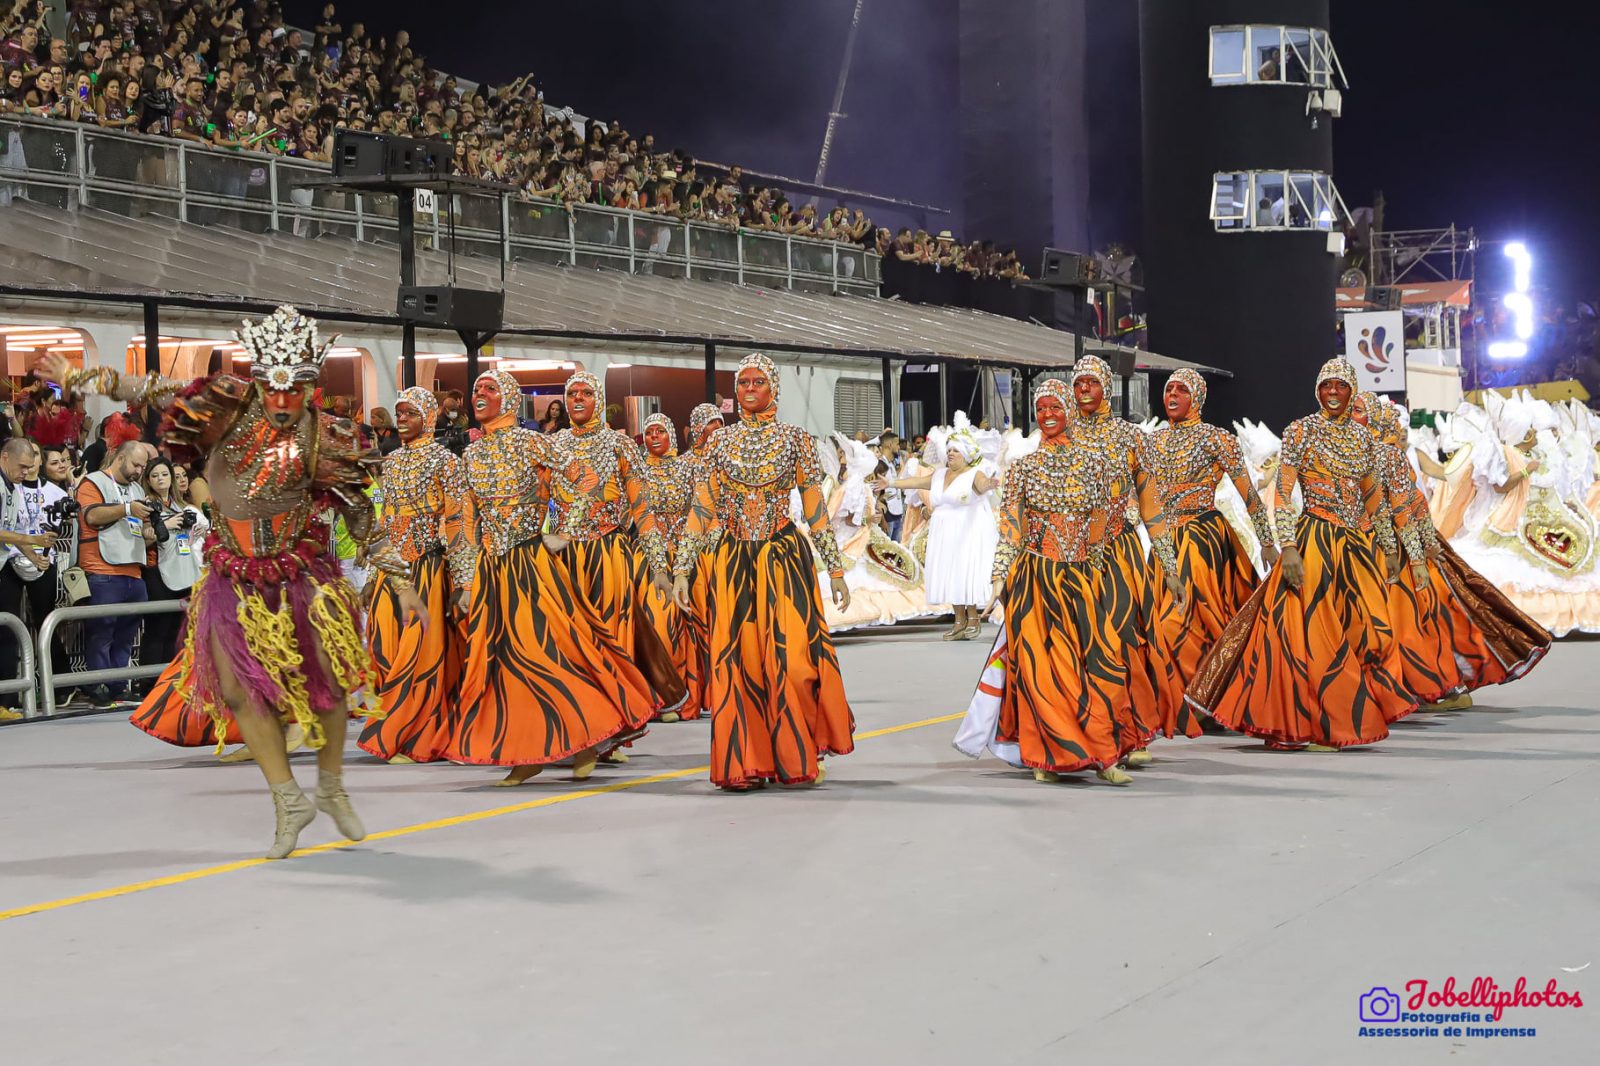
top-left (1210, 171), bottom-right (1351, 233)
top-left (1209, 25), bottom-right (1347, 89)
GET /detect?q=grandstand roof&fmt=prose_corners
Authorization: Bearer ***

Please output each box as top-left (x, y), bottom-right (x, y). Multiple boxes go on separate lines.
top-left (0, 201), bottom-right (1218, 374)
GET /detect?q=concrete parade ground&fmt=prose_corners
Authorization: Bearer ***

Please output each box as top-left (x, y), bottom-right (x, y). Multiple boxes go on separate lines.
top-left (0, 626), bottom-right (1595, 1065)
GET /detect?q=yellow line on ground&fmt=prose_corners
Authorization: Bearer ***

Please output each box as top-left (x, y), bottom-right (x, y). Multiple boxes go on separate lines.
top-left (0, 712), bottom-right (966, 925)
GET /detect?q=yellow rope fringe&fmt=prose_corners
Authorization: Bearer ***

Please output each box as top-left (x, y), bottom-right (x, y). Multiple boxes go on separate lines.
top-left (234, 589), bottom-right (324, 751)
top-left (309, 585), bottom-right (385, 720)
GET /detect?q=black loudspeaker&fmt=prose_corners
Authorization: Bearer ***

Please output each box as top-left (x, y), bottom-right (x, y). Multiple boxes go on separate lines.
top-left (333, 130), bottom-right (450, 180)
top-left (332, 129), bottom-right (387, 178)
top-left (1093, 349), bottom-right (1138, 378)
top-left (397, 286), bottom-right (505, 333)
top-left (385, 136), bottom-right (449, 179)
top-left (1038, 247), bottom-right (1098, 287)
top-left (1367, 285), bottom-right (1403, 311)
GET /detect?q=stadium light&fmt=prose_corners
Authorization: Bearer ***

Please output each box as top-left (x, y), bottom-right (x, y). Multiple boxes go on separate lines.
top-left (1487, 340), bottom-right (1528, 359)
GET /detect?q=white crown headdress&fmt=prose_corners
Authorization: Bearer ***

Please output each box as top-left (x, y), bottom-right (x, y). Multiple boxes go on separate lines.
top-left (239, 305), bottom-right (335, 392)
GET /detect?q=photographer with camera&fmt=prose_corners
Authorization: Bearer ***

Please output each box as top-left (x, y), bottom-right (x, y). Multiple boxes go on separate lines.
top-left (74, 441), bottom-right (156, 709)
top-left (138, 457), bottom-right (208, 675)
top-left (0, 438), bottom-right (62, 719)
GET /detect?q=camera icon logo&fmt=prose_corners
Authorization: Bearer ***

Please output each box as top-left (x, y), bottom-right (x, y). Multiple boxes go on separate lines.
top-left (1359, 986), bottom-right (1402, 1023)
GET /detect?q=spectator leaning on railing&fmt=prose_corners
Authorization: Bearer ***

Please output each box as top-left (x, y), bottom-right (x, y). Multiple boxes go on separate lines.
top-left (73, 440), bottom-right (153, 710)
top-left (0, 436), bottom-right (59, 717)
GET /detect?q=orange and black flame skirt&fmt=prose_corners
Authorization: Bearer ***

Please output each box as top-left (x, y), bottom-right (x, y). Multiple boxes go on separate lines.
top-left (994, 550), bottom-right (1150, 772)
top-left (443, 535), bottom-right (671, 767)
top-left (637, 547), bottom-right (705, 720)
top-left (702, 525), bottom-right (854, 788)
top-left (1101, 527), bottom-right (1181, 740)
top-left (1186, 515), bottom-right (1415, 747)
top-left (1385, 540), bottom-right (1550, 700)
top-left (1150, 510), bottom-right (1260, 736)
top-left (357, 550), bottom-right (467, 762)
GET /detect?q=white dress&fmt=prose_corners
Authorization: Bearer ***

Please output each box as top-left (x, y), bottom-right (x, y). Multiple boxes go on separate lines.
top-left (923, 468), bottom-right (997, 606)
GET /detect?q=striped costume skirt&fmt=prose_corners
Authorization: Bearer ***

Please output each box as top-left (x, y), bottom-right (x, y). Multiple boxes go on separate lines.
top-left (703, 526), bottom-right (854, 788)
top-left (991, 550), bottom-right (1153, 772)
top-left (639, 544), bottom-right (707, 720)
top-left (1186, 516), bottom-right (1415, 747)
top-left (1150, 510), bottom-right (1261, 736)
top-left (445, 534), bottom-right (676, 767)
top-left (357, 550), bottom-right (468, 762)
top-left (1103, 528), bottom-right (1183, 740)
top-left (1385, 540), bottom-right (1550, 700)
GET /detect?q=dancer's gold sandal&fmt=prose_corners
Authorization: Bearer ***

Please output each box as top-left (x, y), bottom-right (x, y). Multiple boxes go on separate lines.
top-left (1096, 766), bottom-right (1133, 786)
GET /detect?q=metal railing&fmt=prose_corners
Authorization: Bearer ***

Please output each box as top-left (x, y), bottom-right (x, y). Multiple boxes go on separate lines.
top-left (0, 611), bottom-right (37, 720)
top-left (0, 115), bottom-right (881, 296)
top-left (33, 599), bottom-right (184, 719)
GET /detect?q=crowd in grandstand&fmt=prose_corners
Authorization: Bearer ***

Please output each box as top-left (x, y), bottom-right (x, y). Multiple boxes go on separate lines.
top-left (0, 0), bottom-right (1029, 273)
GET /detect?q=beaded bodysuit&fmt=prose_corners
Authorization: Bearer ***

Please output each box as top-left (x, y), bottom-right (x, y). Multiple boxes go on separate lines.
top-left (991, 436), bottom-right (1115, 580)
top-left (545, 420), bottom-right (670, 576)
top-left (379, 436), bottom-right (477, 587)
top-left (460, 416), bottom-right (558, 558)
top-left (1145, 415), bottom-right (1275, 546)
top-left (639, 452), bottom-right (696, 567)
top-left (1275, 412), bottom-right (1398, 553)
top-left (677, 408), bottom-right (845, 577)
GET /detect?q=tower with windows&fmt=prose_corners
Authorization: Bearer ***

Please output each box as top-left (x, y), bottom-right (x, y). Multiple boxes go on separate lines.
top-left (1140, 2), bottom-right (1350, 425)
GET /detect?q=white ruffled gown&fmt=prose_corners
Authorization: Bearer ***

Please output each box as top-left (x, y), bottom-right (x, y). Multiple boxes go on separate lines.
top-left (922, 468), bottom-right (997, 607)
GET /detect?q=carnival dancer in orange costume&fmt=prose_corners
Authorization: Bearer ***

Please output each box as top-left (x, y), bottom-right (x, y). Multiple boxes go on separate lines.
top-left (357, 387), bottom-right (475, 763)
top-left (635, 412), bottom-right (705, 722)
top-left (1065, 355), bottom-right (1185, 764)
top-left (1187, 359), bottom-right (1414, 750)
top-left (1358, 394), bottom-right (1550, 711)
top-left (671, 355), bottom-right (854, 791)
top-left (1144, 369), bottom-right (1277, 737)
top-left (955, 378), bottom-right (1178, 785)
top-left (42, 307), bottom-right (425, 859)
top-left (672, 402), bottom-right (724, 721)
top-left (446, 370), bottom-right (680, 786)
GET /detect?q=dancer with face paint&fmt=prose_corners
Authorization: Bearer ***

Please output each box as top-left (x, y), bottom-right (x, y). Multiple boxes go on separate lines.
top-left (356, 387), bottom-right (476, 764)
top-left (1063, 355), bottom-right (1186, 765)
top-left (1186, 358), bottom-right (1415, 750)
top-left (1143, 369), bottom-right (1277, 737)
top-left (673, 402), bottom-right (725, 720)
top-left (40, 307), bottom-right (425, 859)
top-left (672, 355), bottom-right (854, 791)
top-left (445, 370), bottom-right (681, 785)
top-left (634, 411), bottom-right (702, 722)
top-left (1359, 395), bottom-right (1549, 711)
top-left (954, 379), bottom-right (1159, 784)
top-left (542, 372), bottom-right (687, 733)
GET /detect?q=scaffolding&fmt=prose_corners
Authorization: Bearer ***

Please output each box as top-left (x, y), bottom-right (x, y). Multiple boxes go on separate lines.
top-left (1370, 224), bottom-right (1477, 288)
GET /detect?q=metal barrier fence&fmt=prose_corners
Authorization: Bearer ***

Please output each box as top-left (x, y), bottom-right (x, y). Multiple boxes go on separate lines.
top-left (0, 115), bottom-right (881, 296)
top-left (32, 599), bottom-right (185, 720)
top-left (0, 611), bottom-right (38, 719)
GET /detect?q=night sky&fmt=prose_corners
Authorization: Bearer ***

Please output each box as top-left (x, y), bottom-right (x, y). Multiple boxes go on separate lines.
top-left (295, 0), bottom-right (1600, 299)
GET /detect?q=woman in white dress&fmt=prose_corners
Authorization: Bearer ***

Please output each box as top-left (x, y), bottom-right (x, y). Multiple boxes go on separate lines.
top-left (879, 426), bottom-right (998, 639)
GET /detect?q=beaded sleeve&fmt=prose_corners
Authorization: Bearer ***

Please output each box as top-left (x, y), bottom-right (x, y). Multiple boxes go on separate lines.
top-left (991, 465), bottom-right (1025, 583)
top-left (794, 431), bottom-right (845, 578)
top-left (1272, 422), bottom-right (1306, 548)
top-left (618, 437), bottom-right (672, 583)
top-left (63, 366), bottom-right (185, 410)
top-left (1132, 445), bottom-right (1180, 578)
top-left (1217, 430), bottom-right (1275, 547)
top-left (676, 475), bottom-right (716, 579)
top-left (439, 452), bottom-right (479, 589)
